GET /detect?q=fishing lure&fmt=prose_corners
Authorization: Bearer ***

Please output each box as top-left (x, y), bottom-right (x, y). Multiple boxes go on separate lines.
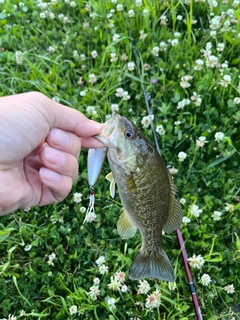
top-left (83, 148), bottom-right (107, 223)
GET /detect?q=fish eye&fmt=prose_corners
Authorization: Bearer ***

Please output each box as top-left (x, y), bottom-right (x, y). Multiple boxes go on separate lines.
top-left (125, 130), bottom-right (134, 139)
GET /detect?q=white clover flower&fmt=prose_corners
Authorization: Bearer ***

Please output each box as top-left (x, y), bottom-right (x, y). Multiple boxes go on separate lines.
top-left (144, 63), bottom-right (150, 70)
top-left (85, 211), bottom-right (97, 223)
top-left (182, 216), bottom-right (191, 224)
top-left (80, 54), bottom-right (86, 61)
top-left (93, 277), bottom-right (100, 285)
top-left (169, 166), bottom-right (178, 175)
top-left (233, 97), bottom-right (240, 104)
top-left (106, 297), bottom-right (116, 310)
top-left (127, 61), bottom-right (135, 71)
top-left (110, 104), bottom-right (119, 112)
top-left (49, 12), bottom-right (55, 19)
top-left (180, 198), bottom-right (186, 205)
top-left (70, 1), bottom-right (77, 7)
top-left (52, 96), bottom-right (60, 102)
top-left (63, 16), bottom-right (70, 24)
top-left (145, 290), bottom-right (161, 309)
top-left (121, 285), bottom-right (128, 292)
top-left (225, 203), bottom-right (234, 212)
top-left (115, 88), bottom-right (124, 97)
top-left (73, 192), bottom-right (82, 203)
top-left (159, 41), bottom-right (167, 51)
top-left (88, 73), bottom-right (97, 84)
top-left (83, 22), bottom-right (89, 28)
top-left (217, 43), bottom-right (225, 52)
top-left (47, 45), bottom-right (55, 54)
top-left (86, 106), bottom-right (97, 115)
top-left (151, 46), bottom-right (160, 57)
top-left (224, 284), bottom-right (235, 294)
top-left (69, 305), bottom-right (78, 315)
top-left (191, 92), bottom-right (202, 107)
top-left (177, 14), bottom-right (183, 20)
top-left (206, 55), bottom-right (219, 68)
top-left (99, 264), bottom-right (109, 274)
top-left (89, 285), bottom-right (100, 300)
top-left (211, 210), bottom-right (222, 221)
top-left (188, 254), bottom-right (205, 269)
top-left (80, 90), bottom-right (87, 97)
top-left (115, 271), bottom-right (126, 283)
top-left (108, 278), bottom-right (122, 291)
top-left (135, 0), bottom-right (143, 6)
top-left (15, 51), bottom-right (23, 65)
top-left (180, 75), bottom-right (192, 88)
top-left (111, 0), bottom-right (117, 3)
top-left (210, 30), bottom-right (217, 38)
top-left (128, 9), bottom-right (135, 17)
top-left (24, 244), bottom-right (32, 251)
top-left (141, 114), bottom-right (154, 128)
top-left (160, 15), bottom-right (168, 25)
top-left (168, 282), bottom-right (177, 291)
top-left (47, 253), bottom-right (56, 266)
top-left (96, 256), bottom-right (106, 265)
top-left (200, 274), bottom-right (212, 286)
top-left (120, 53), bottom-right (128, 61)
top-left (171, 39), bottom-right (179, 47)
top-left (143, 8), bottom-right (149, 16)
top-left (91, 50), bottom-right (98, 58)
top-left (215, 131), bottom-right (224, 142)
top-left (196, 136), bottom-right (208, 148)
top-left (116, 4), bottom-right (123, 11)
top-left (137, 279), bottom-right (150, 294)
top-left (122, 91), bottom-right (130, 101)
top-left (194, 59), bottom-right (204, 71)
top-left (190, 204), bottom-right (202, 218)
top-left (178, 151), bottom-right (187, 162)
top-left (139, 30), bottom-right (147, 41)
top-left (209, 15), bottom-right (221, 30)
top-left (177, 98), bottom-right (190, 109)
top-left (112, 33), bottom-right (120, 41)
top-left (110, 52), bottom-right (118, 62)
top-left (20, 310), bottom-right (26, 316)
top-left (219, 75), bottom-right (231, 87)
top-left (80, 206), bottom-right (86, 213)
top-left (156, 125), bottom-right (166, 135)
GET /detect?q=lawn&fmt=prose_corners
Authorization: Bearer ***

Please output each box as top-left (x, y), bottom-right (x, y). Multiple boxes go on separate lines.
top-left (0, 0), bottom-right (240, 319)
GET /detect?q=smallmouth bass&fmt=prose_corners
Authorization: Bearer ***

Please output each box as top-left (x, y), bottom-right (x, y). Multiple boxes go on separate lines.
top-left (96, 113), bottom-right (182, 281)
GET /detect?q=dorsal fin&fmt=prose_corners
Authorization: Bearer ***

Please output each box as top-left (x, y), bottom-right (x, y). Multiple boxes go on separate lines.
top-left (163, 171), bottom-right (183, 233)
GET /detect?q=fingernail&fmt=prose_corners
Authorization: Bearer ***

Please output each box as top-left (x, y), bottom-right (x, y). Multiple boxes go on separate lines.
top-left (45, 147), bottom-right (66, 165)
top-left (40, 168), bottom-right (61, 182)
top-left (50, 128), bottom-right (70, 146)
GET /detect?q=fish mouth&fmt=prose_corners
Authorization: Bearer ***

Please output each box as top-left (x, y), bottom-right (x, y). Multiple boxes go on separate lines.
top-left (95, 112), bottom-right (120, 146)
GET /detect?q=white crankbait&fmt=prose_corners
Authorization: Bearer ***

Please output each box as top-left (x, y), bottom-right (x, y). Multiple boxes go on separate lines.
top-left (83, 148), bottom-right (107, 223)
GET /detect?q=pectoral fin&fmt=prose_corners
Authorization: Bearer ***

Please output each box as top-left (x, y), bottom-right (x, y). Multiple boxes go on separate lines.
top-left (117, 208), bottom-right (137, 239)
top-left (163, 171), bottom-right (183, 233)
top-left (106, 172), bottom-right (116, 198)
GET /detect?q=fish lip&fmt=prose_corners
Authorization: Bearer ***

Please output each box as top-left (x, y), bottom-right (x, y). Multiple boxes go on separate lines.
top-left (95, 112), bottom-right (120, 146)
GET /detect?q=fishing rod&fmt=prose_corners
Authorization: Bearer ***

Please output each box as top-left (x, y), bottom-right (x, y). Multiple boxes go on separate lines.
top-left (129, 31), bottom-right (203, 320)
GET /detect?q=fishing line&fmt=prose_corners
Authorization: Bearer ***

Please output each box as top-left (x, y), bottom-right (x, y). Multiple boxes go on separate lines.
top-left (129, 30), bottom-right (203, 320)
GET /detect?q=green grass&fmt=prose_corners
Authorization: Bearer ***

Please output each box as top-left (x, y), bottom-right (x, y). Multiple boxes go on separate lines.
top-left (0, 0), bottom-right (240, 319)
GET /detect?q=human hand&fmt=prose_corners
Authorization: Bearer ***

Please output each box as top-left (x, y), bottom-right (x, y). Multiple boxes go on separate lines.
top-left (0, 92), bottom-right (104, 215)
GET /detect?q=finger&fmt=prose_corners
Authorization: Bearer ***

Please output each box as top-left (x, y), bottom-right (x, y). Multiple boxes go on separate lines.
top-left (40, 146), bottom-right (79, 182)
top-left (39, 167), bottom-right (73, 204)
top-left (46, 128), bottom-right (81, 158)
top-left (80, 136), bottom-right (106, 149)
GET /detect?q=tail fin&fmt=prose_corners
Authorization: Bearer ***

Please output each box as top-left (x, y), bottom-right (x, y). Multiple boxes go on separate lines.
top-left (129, 249), bottom-right (174, 282)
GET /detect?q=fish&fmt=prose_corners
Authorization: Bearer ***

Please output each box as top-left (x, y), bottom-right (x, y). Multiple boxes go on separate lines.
top-left (95, 113), bottom-right (182, 281)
